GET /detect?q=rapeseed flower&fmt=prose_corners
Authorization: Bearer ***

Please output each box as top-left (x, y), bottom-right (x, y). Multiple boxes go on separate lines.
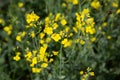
top-left (16, 35), bottom-right (22, 42)
top-left (91, 0), bottom-right (101, 9)
top-left (32, 67), bottom-right (41, 73)
top-left (26, 12), bottom-right (40, 24)
top-left (3, 25), bottom-right (12, 35)
top-left (18, 2), bottom-right (24, 8)
top-left (112, 2), bottom-right (118, 8)
top-left (13, 55), bottom-right (21, 61)
top-left (61, 38), bottom-right (72, 47)
top-left (41, 63), bottom-right (48, 68)
top-left (51, 33), bottom-right (61, 42)
top-left (61, 19), bottom-right (67, 26)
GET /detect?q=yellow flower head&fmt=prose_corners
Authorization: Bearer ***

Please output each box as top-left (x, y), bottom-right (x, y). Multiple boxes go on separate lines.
top-left (26, 12), bottom-right (40, 24)
top-left (51, 33), bottom-right (61, 42)
top-left (62, 38), bottom-right (72, 47)
top-left (13, 55), bottom-right (21, 61)
top-left (44, 27), bottom-right (53, 35)
top-left (91, 0), bottom-right (101, 9)
top-left (16, 35), bottom-right (22, 42)
top-left (61, 19), bottom-right (67, 26)
top-left (32, 67), bottom-right (41, 73)
top-left (41, 63), bottom-right (48, 68)
top-left (72, 0), bottom-right (78, 5)
top-left (18, 2), bottom-right (24, 8)
top-left (112, 2), bottom-right (118, 8)
top-left (4, 25), bottom-right (12, 35)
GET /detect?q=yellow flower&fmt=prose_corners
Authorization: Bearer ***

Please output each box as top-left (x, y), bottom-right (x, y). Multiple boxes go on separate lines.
top-left (16, 35), bottom-right (22, 42)
top-left (107, 35), bottom-right (112, 39)
top-left (44, 27), bottom-right (53, 35)
top-left (53, 23), bottom-right (58, 29)
top-left (61, 19), bottom-right (67, 26)
top-left (51, 33), bottom-right (61, 42)
top-left (80, 71), bottom-right (84, 75)
top-left (61, 38), bottom-right (72, 47)
top-left (16, 52), bottom-right (21, 55)
top-left (39, 39), bottom-right (45, 44)
top-left (102, 22), bottom-right (107, 27)
top-left (26, 12), bottom-right (40, 24)
top-left (91, 0), bottom-right (101, 9)
top-left (46, 37), bottom-right (51, 43)
top-left (32, 67), bottom-right (41, 73)
top-left (62, 3), bottom-right (67, 7)
top-left (52, 51), bottom-right (58, 56)
top-left (80, 40), bottom-right (85, 45)
top-left (21, 31), bottom-right (26, 37)
top-left (0, 18), bottom-right (4, 24)
top-left (49, 58), bottom-right (54, 62)
top-left (73, 27), bottom-right (78, 33)
top-left (13, 55), bottom-right (21, 61)
top-left (24, 51), bottom-right (32, 61)
top-left (72, 0), bottom-right (78, 5)
top-left (116, 9), bottom-right (120, 14)
top-left (30, 31), bottom-right (35, 38)
top-left (39, 32), bottom-right (45, 39)
top-left (91, 37), bottom-right (96, 42)
top-left (55, 13), bottom-right (61, 21)
top-left (112, 2), bottom-right (118, 8)
top-left (86, 26), bottom-right (96, 34)
top-left (3, 25), bottom-right (12, 35)
top-left (18, 2), bottom-right (24, 8)
top-left (32, 57), bottom-right (37, 65)
top-left (41, 63), bottom-right (48, 68)
top-left (89, 72), bottom-right (95, 76)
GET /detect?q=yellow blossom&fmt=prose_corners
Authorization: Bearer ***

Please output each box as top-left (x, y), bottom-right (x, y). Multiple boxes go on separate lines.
top-left (46, 37), bottom-right (51, 43)
top-left (80, 71), bottom-right (84, 75)
top-left (91, 0), bottom-right (101, 9)
top-left (39, 39), bottom-right (45, 44)
top-left (91, 37), bottom-right (96, 42)
top-left (61, 19), bottom-right (67, 26)
top-left (52, 51), bottom-right (58, 56)
top-left (26, 12), bottom-right (40, 24)
top-left (32, 67), bottom-right (41, 73)
top-left (18, 2), bottom-right (24, 8)
top-left (86, 26), bottom-right (96, 34)
top-left (89, 72), bottom-right (95, 76)
top-left (102, 22), bottom-right (107, 27)
top-left (116, 9), bottom-right (120, 14)
top-left (55, 13), bottom-right (61, 21)
top-left (49, 58), bottom-right (54, 62)
top-left (61, 38), bottom-right (72, 47)
top-left (44, 27), bottom-right (53, 35)
top-left (62, 3), bottom-right (67, 7)
top-left (30, 31), bottom-right (35, 38)
top-left (51, 33), bottom-right (61, 42)
top-left (24, 51), bottom-right (32, 61)
top-left (0, 18), bottom-right (4, 24)
top-left (80, 40), bottom-right (85, 45)
top-left (13, 55), bottom-right (21, 61)
top-left (16, 35), bottom-right (22, 42)
top-left (53, 23), bottom-right (58, 29)
top-left (3, 25), bottom-right (12, 35)
top-left (39, 32), bottom-right (45, 39)
top-left (41, 63), bottom-right (48, 68)
top-left (21, 31), bottom-right (26, 37)
top-left (107, 35), bottom-right (112, 39)
top-left (72, 0), bottom-right (78, 5)
top-left (112, 2), bottom-right (118, 8)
